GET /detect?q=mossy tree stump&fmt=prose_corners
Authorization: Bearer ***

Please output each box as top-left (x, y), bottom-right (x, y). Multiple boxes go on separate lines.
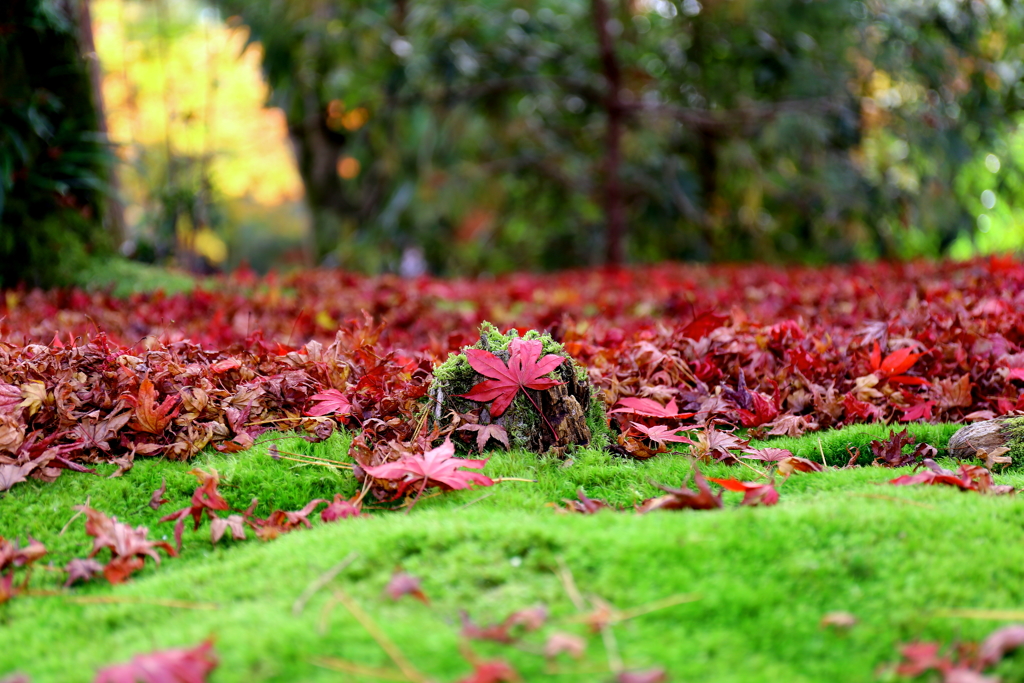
top-left (431, 323), bottom-right (596, 453)
top-left (948, 416), bottom-right (1024, 460)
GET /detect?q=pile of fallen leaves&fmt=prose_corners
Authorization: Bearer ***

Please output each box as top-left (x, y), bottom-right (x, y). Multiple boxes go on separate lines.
top-left (3, 256), bottom-right (1024, 491)
top-left (0, 317), bottom-right (432, 491)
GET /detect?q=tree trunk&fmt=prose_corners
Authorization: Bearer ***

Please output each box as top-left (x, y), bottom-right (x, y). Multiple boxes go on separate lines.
top-left (76, 0), bottom-right (126, 247)
top-left (288, 90), bottom-right (352, 264)
top-left (591, 0), bottom-right (626, 267)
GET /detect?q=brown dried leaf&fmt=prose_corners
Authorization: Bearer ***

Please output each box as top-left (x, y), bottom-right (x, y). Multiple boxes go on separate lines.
top-left (458, 423), bottom-right (510, 452)
top-left (210, 515), bottom-right (247, 545)
top-left (0, 415), bottom-right (25, 455)
top-left (638, 466), bottom-right (723, 513)
top-left (64, 558), bottom-right (105, 586)
top-left (0, 462), bottom-right (36, 492)
top-left (128, 378), bottom-right (181, 434)
top-left (148, 478), bottom-right (168, 510)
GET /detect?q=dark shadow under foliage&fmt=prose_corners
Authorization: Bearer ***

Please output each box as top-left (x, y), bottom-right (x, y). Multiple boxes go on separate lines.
top-left (0, 0), bottom-right (112, 287)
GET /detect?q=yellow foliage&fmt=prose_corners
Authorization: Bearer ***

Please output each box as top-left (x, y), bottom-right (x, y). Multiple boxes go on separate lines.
top-left (93, 0), bottom-right (304, 207)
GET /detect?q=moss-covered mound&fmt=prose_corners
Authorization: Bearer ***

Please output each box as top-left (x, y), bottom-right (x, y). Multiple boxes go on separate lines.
top-left (431, 323), bottom-right (604, 453)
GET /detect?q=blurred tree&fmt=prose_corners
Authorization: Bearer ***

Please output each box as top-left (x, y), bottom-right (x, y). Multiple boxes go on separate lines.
top-left (219, 0), bottom-right (1024, 272)
top-left (0, 0), bottom-right (117, 287)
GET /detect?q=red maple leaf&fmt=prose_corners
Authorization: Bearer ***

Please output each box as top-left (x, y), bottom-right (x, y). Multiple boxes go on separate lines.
top-left (247, 498), bottom-right (327, 541)
top-left (610, 397), bottom-right (694, 420)
top-left (869, 343), bottom-right (927, 385)
top-left (0, 536), bottom-right (47, 602)
top-left (93, 640), bottom-right (217, 683)
top-left (456, 659), bottom-right (519, 683)
top-left (741, 447), bottom-right (794, 462)
top-left (64, 557), bottom-right (104, 586)
top-left (361, 437), bottom-right (494, 506)
top-left (638, 466), bottom-right (724, 512)
top-left (680, 311), bottom-right (728, 340)
top-left (458, 338), bottom-right (564, 417)
top-left (776, 456), bottom-right (824, 477)
top-left (305, 389), bottom-right (353, 418)
top-left (900, 400), bottom-right (936, 422)
top-left (707, 477), bottom-right (780, 506)
top-left (128, 378), bottom-right (181, 434)
top-left (76, 505), bottom-right (176, 583)
top-left (617, 670), bottom-right (668, 683)
top-left (889, 460), bottom-right (1014, 495)
top-left (629, 422), bottom-right (694, 447)
top-left (320, 493), bottom-right (367, 522)
top-left (734, 391), bottom-right (780, 427)
top-left (160, 469), bottom-right (232, 551)
top-left (460, 606), bottom-right (548, 644)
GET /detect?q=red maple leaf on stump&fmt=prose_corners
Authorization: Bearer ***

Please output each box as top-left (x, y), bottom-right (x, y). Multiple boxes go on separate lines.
top-left (458, 338), bottom-right (565, 442)
top-left (458, 338), bottom-right (565, 417)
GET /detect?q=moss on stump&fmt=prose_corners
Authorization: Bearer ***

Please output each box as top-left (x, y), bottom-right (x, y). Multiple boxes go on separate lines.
top-left (431, 323), bottom-right (597, 453)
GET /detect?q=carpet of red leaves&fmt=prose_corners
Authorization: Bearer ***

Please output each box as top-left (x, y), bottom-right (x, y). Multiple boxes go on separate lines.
top-left (0, 257), bottom-right (1021, 478)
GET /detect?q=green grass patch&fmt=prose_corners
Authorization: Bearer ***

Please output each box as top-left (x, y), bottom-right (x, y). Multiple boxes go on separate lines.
top-left (73, 257), bottom-right (205, 297)
top-left (3, 423), bottom-right (1024, 682)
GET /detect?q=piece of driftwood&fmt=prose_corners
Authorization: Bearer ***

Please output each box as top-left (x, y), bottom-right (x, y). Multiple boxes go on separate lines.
top-left (947, 416), bottom-right (1024, 459)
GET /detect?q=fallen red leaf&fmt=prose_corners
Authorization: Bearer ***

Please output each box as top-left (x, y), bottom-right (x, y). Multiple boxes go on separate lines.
top-left (776, 456), bottom-right (824, 476)
top-left (210, 515), bottom-right (247, 544)
top-left (127, 378), bottom-right (181, 435)
top-left (64, 558), bottom-right (105, 586)
top-left (76, 506), bottom-right (176, 584)
top-left (148, 478), bottom-right (168, 510)
top-left (93, 639), bottom-right (217, 683)
top-left (159, 469), bottom-right (231, 551)
top-left (707, 477), bottom-right (780, 506)
top-left (320, 494), bottom-right (367, 522)
top-left (247, 498), bottom-right (327, 541)
top-left (628, 422), bottom-right (694, 447)
top-left (305, 389), bottom-right (353, 418)
top-left (559, 488), bottom-right (616, 514)
top-left (361, 438), bottom-right (494, 504)
top-left (610, 397), bottom-right (694, 420)
top-left (639, 467), bottom-right (724, 512)
top-left (384, 570), bottom-right (429, 603)
top-left (543, 632), bottom-right (586, 659)
top-left (455, 659), bottom-right (519, 683)
top-left (871, 343), bottom-right (924, 378)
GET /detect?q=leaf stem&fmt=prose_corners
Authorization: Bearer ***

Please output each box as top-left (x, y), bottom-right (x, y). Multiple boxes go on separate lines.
top-left (332, 588), bottom-right (430, 683)
top-left (292, 551), bottom-right (359, 616)
top-left (734, 458), bottom-right (769, 479)
top-left (523, 388), bottom-right (561, 446)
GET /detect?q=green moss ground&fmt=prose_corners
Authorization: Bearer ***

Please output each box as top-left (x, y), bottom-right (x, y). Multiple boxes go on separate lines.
top-left (3, 423), bottom-right (1024, 682)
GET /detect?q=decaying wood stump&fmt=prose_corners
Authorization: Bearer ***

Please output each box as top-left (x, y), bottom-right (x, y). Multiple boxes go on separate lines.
top-left (948, 416), bottom-right (1024, 460)
top-left (430, 323), bottom-right (595, 454)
